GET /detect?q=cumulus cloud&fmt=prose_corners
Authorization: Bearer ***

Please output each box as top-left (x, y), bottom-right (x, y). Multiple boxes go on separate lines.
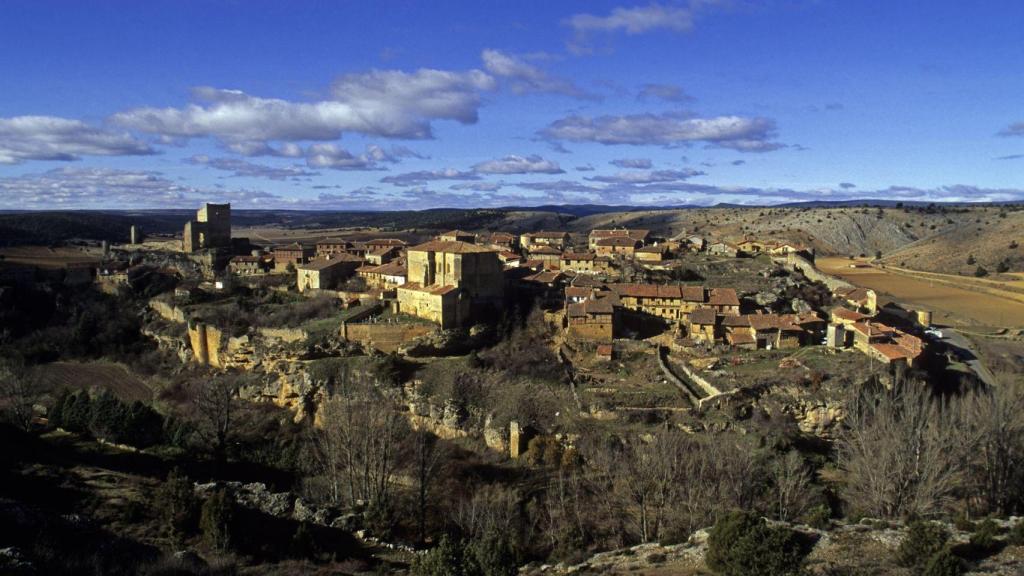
top-left (481, 49), bottom-right (593, 99)
top-left (586, 168), bottom-right (703, 184)
top-left (472, 154), bottom-right (564, 174)
top-left (637, 83), bottom-right (693, 102)
top-left (0, 167), bottom-right (279, 208)
top-left (380, 168), bottom-right (480, 187)
top-left (0, 115), bottom-right (154, 164)
top-left (111, 68), bottom-right (496, 152)
top-left (576, 164), bottom-right (596, 171)
top-left (565, 2), bottom-right (716, 53)
top-left (540, 111), bottom-right (784, 152)
top-left (998, 122), bottom-right (1024, 137)
top-left (450, 181), bottom-right (504, 192)
top-left (187, 155), bottom-right (319, 180)
top-left (610, 157), bottom-right (653, 169)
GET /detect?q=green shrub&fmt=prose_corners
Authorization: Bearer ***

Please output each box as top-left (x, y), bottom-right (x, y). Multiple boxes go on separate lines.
top-left (413, 535), bottom-right (465, 576)
top-left (200, 489), bottom-right (235, 551)
top-left (1009, 521), bottom-right (1024, 546)
top-left (956, 518), bottom-right (1004, 560)
top-left (922, 548), bottom-right (962, 576)
top-left (705, 512), bottom-right (808, 576)
top-left (154, 468), bottom-right (198, 547)
top-left (897, 521), bottom-right (949, 569)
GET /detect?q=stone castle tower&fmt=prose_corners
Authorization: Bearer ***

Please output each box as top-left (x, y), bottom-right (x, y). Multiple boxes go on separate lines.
top-left (183, 203), bottom-right (231, 253)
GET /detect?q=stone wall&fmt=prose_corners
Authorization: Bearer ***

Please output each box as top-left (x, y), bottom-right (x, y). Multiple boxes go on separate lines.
top-left (257, 326), bottom-right (309, 343)
top-left (149, 299), bottom-right (187, 324)
top-left (780, 253), bottom-right (854, 292)
top-left (340, 322), bottom-right (437, 353)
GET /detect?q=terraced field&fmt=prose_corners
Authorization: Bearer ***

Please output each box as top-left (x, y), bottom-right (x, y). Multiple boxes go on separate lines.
top-left (33, 361), bottom-right (153, 402)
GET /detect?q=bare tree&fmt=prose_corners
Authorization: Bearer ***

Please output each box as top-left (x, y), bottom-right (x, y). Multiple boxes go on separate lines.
top-left (0, 359), bottom-right (41, 431)
top-left (315, 376), bottom-right (409, 514)
top-left (409, 429), bottom-right (445, 544)
top-left (963, 382), bottom-right (1024, 516)
top-left (193, 373), bottom-right (240, 465)
top-left (837, 383), bottom-right (970, 519)
top-left (768, 450), bottom-right (814, 522)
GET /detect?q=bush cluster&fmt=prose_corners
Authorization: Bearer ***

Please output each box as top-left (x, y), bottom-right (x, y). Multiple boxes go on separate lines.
top-left (49, 388), bottom-right (165, 448)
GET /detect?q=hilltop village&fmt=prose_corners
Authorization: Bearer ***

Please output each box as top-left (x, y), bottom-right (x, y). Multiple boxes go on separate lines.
top-left (127, 203), bottom-right (928, 374)
top-left (4, 202), bottom-right (1020, 575)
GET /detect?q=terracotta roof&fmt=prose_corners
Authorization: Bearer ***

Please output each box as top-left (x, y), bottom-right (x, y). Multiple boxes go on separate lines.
top-left (400, 282), bottom-right (459, 296)
top-left (871, 343), bottom-right (919, 362)
top-left (571, 273), bottom-right (606, 286)
top-left (565, 286), bottom-right (594, 299)
top-left (831, 307), bottom-right (870, 322)
top-left (409, 240), bottom-right (494, 254)
top-left (595, 236), bottom-right (641, 247)
top-left (609, 283), bottom-right (709, 301)
top-left (364, 238), bottom-right (407, 247)
top-left (369, 246), bottom-right (399, 257)
top-left (488, 232), bottom-right (515, 241)
top-left (439, 229), bottom-right (474, 237)
top-left (591, 229), bottom-right (650, 241)
top-left (360, 260), bottom-right (406, 276)
top-left (850, 321), bottom-right (898, 337)
top-left (707, 288), bottom-right (740, 307)
top-left (275, 242), bottom-right (309, 251)
top-left (721, 315), bottom-right (751, 327)
top-left (569, 294), bottom-right (619, 317)
top-left (562, 251), bottom-right (597, 261)
top-left (523, 270), bottom-right (563, 284)
top-left (297, 257), bottom-right (360, 271)
top-left (689, 308), bottom-right (718, 325)
top-left (498, 251), bottom-right (521, 261)
top-left (526, 231), bottom-right (569, 239)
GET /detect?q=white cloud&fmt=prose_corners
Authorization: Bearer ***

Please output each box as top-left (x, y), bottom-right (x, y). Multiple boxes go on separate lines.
top-left (0, 167), bottom-right (279, 208)
top-left (187, 155), bottom-right (319, 180)
top-left (637, 83), bottom-right (693, 102)
top-left (111, 68), bottom-right (496, 151)
top-left (540, 112), bottom-right (785, 152)
top-left (472, 154), bottom-right (565, 174)
top-left (567, 3), bottom-right (697, 35)
top-left (481, 49), bottom-right (593, 99)
top-left (586, 168), bottom-right (703, 184)
top-left (565, 2), bottom-right (718, 53)
top-left (999, 122), bottom-right (1024, 137)
top-left (610, 157), bottom-right (653, 168)
top-left (0, 115), bottom-right (154, 164)
top-left (380, 168), bottom-right (480, 187)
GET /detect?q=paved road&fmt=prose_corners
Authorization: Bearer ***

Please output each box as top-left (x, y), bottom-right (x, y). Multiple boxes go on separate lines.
top-left (941, 329), bottom-right (999, 387)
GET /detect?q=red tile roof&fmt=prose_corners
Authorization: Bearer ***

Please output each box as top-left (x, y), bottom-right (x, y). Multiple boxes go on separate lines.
top-left (409, 240), bottom-right (494, 254)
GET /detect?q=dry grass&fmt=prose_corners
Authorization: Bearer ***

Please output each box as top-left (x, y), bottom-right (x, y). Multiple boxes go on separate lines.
top-left (33, 360), bottom-right (153, 402)
top-left (818, 257), bottom-right (1024, 328)
top-left (0, 245), bottom-right (102, 268)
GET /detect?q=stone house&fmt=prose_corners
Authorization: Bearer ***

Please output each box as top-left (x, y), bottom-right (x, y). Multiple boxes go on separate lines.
top-left (296, 253), bottom-right (363, 292)
top-left (521, 231), bottom-right (570, 251)
top-left (588, 228), bottom-right (650, 250)
top-left (366, 245), bottom-right (401, 265)
top-left (273, 243), bottom-right (314, 272)
top-left (561, 251), bottom-right (613, 274)
top-left (357, 260), bottom-right (407, 290)
top-left (526, 245), bottom-right (563, 266)
top-left (566, 293), bottom-right (619, 342)
top-left (635, 244), bottom-right (669, 262)
top-left (315, 238), bottom-right (353, 258)
top-left (363, 238), bottom-right (407, 253)
top-left (397, 240), bottom-right (504, 328)
top-left (436, 230), bottom-right (476, 243)
top-left (228, 255), bottom-right (270, 276)
top-left (707, 241), bottom-right (738, 257)
top-left (594, 236), bottom-right (641, 257)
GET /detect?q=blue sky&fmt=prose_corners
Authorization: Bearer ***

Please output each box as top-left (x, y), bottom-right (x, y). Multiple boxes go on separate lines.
top-left (1, 0), bottom-right (1022, 209)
